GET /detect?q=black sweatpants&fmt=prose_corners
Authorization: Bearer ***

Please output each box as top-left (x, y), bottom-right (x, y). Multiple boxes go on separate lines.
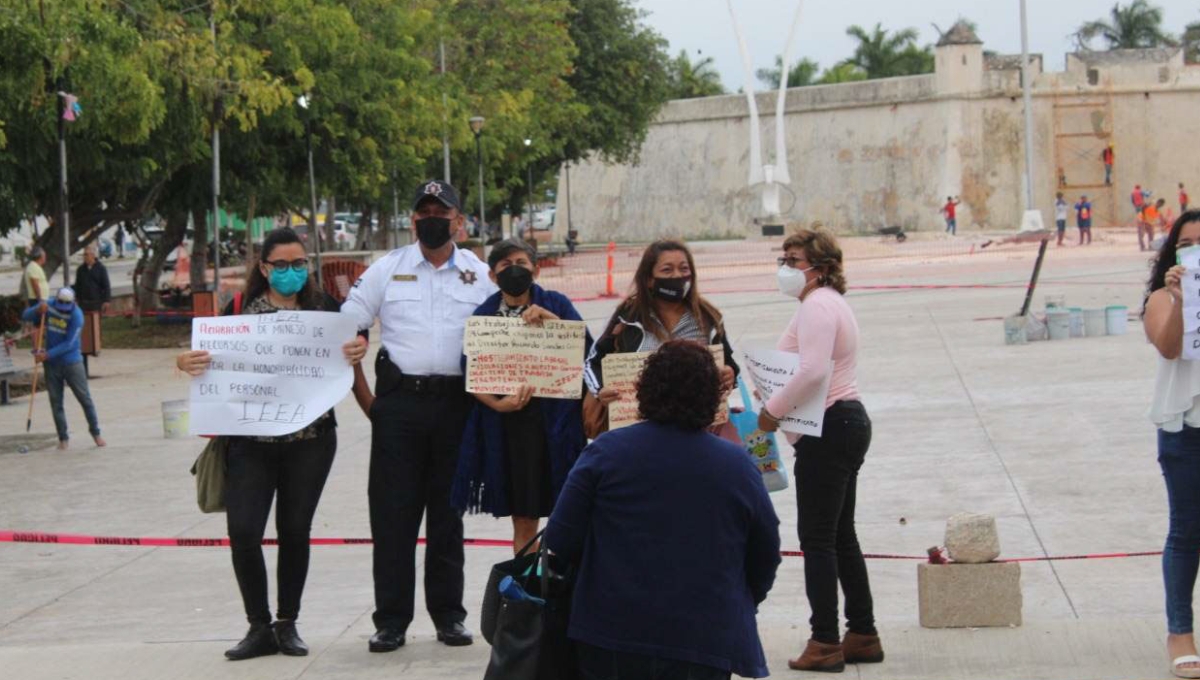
top-left (225, 429), bottom-right (336, 625)
top-left (369, 388), bottom-right (472, 631)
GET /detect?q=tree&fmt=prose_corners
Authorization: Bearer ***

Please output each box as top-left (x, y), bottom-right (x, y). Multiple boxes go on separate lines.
top-left (667, 49), bottom-right (724, 99)
top-left (844, 23), bottom-right (934, 79)
top-left (1184, 18), bottom-right (1200, 63)
top-left (817, 63), bottom-right (868, 85)
top-left (756, 56), bottom-right (820, 90)
top-left (1076, 1), bottom-right (1176, 50)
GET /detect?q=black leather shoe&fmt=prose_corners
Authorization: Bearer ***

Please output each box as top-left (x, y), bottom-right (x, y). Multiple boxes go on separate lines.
top-left (225, 623), bottom-right (280, 661)
top-left (435, 621), bottom-right (474, 647)
top-left (274, 620), bottom-right (308, 657)
top-left (368, 628), bottom-right (406, 653)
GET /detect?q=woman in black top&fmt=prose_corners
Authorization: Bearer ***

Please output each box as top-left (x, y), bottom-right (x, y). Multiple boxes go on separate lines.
top-left (176, 228), bottom-right (367, 660)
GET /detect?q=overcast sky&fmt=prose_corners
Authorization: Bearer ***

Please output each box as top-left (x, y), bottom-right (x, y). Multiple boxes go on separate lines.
top-left (636, 0), bottom-right (1200, 91)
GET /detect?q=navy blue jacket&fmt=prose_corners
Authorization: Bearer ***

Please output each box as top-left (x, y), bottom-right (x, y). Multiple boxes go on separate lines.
top-left (545, 421), bottom-right (781, 678)
top-left (451, 284), bottom-right (592, 517)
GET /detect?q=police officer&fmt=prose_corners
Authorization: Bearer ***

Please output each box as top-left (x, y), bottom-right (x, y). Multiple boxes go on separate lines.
top-left (342, 180), bottom-right (495, 652)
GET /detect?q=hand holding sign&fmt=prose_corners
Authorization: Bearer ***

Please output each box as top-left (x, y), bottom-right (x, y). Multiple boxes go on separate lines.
top-left (1179, 246), bottom-right (1200, 360)
top-left (741, 345), bottom-right (832, 437)
top-left (464, 317), bottom-right (588, 399)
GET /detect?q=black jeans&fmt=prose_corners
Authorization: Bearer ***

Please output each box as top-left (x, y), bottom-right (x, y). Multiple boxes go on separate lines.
top-left (369, 388), bottom-right (472, 631)
top-left (794, 400), bottom-right (876, 644)
top-left (578, 643), bottom-right (730, 680)
top-left (225, 429), bottom-right (336, 625)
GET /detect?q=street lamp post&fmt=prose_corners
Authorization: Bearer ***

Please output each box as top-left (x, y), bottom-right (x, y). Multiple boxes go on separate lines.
top-left (469, 116), bottom-right (486, 238)
top-left (524, 138), bottom-right (533, 236)
top-left (298, 94), bottom-right (323, 289)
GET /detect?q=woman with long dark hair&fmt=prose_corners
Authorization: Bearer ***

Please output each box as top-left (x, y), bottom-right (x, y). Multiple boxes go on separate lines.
top-left (758, 228), bottom-right (881, 673)
top-left (176, 227), bottom-right (367, 660)
top-left (583, 240), bottom-right (737, 433)
top-left (1145, 211), bottom-right (1200, 679)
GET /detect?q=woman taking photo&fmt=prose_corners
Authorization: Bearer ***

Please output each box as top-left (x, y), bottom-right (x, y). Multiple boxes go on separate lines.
top-left (451, 239), bottom-right (591, 553)
top-left (758, 228), bottom-right (881, 673)
top-left (176, 228), bottom-right (367, 661)
top-left (583, 240), bottom-right (737, 433)
top-left (547, 340), bottom-right (781, 679)
top-left (1145, 211), bottom-right (1200, 679)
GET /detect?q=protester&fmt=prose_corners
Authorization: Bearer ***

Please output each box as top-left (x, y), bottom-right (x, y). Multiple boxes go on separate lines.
top-left (22, 246), bottom-right (49, 308)
top-left (21, 287), bottom-right (104, 449)
top-left (760, 228), bottom-right (882, 673)
top-left (75, 245), bottom-right (111, 313)
top-left (1075, 195), bottom-right (1093, 245)
top-left (1182, 183), bottom-right (1190, 213)
top-left (1143, 210), bottom-right (1200, 679)
top-left (1102, 143), bottom-right (1115, 186)
top-left (451, 238), bottom-right (591, 553)
top-left (175, 227), bottom-right (368, 660)
top-left (1143, 199), bottom-right (1164, 251)
top-left (584, 240), bottom-right (737, 433)
top-left (341, 179), bottom-right (495, 652)
top-left (1055, 192), bottom-right (1069, 246)
top-left (941, 196), bottom-right (960, 236)
top-left (546, 340), bottom-right (781, 680)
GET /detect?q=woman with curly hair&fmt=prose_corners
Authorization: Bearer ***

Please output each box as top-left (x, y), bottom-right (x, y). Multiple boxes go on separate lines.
top-left (1145, 211), bottom-right (1200, 679)
top-left (758, 228), bottom-right (881, 673)
top-left (547, 341), bottom-right (781, 679)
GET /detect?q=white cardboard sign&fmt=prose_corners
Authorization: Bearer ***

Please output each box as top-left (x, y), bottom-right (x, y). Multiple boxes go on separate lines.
top-left (741, 346), bottom-right (833, 437)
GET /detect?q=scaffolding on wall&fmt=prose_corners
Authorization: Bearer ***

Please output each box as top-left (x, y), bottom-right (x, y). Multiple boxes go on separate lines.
top-left (1052, 86), bottom-right (1120, 227)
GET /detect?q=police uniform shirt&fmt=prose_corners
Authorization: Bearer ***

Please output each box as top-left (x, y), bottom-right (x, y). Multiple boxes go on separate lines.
top-left (341, 244), bottom-right (496, 376)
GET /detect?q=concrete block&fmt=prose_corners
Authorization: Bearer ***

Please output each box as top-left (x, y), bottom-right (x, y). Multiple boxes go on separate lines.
top-left (945, 512), bottom-right (1001, 563)
top-left (918, 562), bottom-right (1022, 628)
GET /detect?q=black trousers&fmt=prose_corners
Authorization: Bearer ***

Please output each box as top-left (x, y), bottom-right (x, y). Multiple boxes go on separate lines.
top-left (577, 643), bottom-right (730, 680)
top-left (793, 400), bottom-right (876, 644)
top-left (369, 387), bottom-right (472, 631)
top-left (225, 430), bottom-right (336, 625)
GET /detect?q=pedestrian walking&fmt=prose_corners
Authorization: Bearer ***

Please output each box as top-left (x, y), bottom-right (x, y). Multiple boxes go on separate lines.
top-left (175, 227), bottom-right (368, 660)
top-left (1102, 143), bottom-right (1115, 186)
top-left (1075, 195), bottom-right (1093, 245)
top-left (764, 228), bottom-right (883, 673)
top-left (546, 340), bottom-right (781, 680)
top-left (1143, 209), bottom-right (1200, 679)
top-left (1143, 199), bottom-right (1164, 251)
top-left (74, 245), bottom-right (111, 313)
top-left (1055, 192), bottom-right (1069, 246)
top-left (341, 179), bottom-right (496, 653)
top-left (451, 238), bottom-right (591, 553)
top-left (941, 196), bottom-right (960, 235)
top-left (22, 246), bottom-right (49, 308)
top-left (1134, 184), bottom-right (1149, 217)
top-left (115, 224), bottom-right (126, 259)
top-left (21, 287), bottom-right (105, 450)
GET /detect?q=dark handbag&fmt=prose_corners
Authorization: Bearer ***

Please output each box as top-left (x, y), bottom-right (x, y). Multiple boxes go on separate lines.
top-left (581, 391), bottom-right (608, 440)
top-left (190, 436), bottom-right (229, 513)
top-left (482, 532), bottom-right (577, 680)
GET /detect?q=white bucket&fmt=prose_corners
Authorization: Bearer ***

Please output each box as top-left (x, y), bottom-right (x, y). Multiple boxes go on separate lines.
top-left (1003, 315), bottom-right (1028, 345)
top-left (162, 400), bottom-right (189, 439)
top-left (1083, 309), bottom-right (1107, 337)
top-left (1106, 305), bottom-right (1129, 336)
top-left (1068, 308), bottom-right (1085, 338)
top-left (1046, 309), bottom-right (1072, 341)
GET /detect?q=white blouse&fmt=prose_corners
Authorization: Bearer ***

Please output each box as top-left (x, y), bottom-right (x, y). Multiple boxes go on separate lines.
top-left (1150, 355), bottom-right (1200, 432)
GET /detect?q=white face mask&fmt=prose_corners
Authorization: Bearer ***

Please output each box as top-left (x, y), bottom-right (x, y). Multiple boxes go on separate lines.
top-left (777, 265), bottom-right (813, 298)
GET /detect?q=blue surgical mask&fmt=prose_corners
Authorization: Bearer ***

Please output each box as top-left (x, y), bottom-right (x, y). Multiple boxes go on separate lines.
top-left (269, 267), bottom-right (308, 297)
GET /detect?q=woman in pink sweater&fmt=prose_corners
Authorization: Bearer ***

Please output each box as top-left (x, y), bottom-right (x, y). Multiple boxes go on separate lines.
top-left (757, 228), bottom-right (881, 673)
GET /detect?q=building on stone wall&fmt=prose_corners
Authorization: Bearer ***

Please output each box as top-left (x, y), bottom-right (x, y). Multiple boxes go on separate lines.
top-left (553, 22), bottom-right (1200, 242)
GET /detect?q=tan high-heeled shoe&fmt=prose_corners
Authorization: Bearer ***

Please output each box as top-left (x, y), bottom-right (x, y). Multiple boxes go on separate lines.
top-left (788, 639), bottom-right (845, 673)
top-left (843, 632), bottom-right (884, 664)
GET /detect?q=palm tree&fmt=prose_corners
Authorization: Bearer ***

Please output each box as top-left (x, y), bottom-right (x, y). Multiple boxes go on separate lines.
top-left (1075, 0), bottom-right (1176, 50)
top-left (666, 49), bottom-right (725, 99)
top-left (1182, 17), bottom-right (1200, 62)
top-left (817, 63), bottom-right (867, 85)
top-left (755, 56), bottom-right (820, 90)
top-left (844, 23), bottom-right (934, 79)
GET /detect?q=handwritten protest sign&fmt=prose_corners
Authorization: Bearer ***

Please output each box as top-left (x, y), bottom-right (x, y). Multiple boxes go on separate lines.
top-left (1180, 246), bottom-right (1200, 360)
top-left (188, 311), bottom-right (355, 436)
top-left (741, 346), bottom-right (832, 437)
top-left (464, 317), bottom-right (588, 399)
top-left (602, 346), bottom-right (728, 430)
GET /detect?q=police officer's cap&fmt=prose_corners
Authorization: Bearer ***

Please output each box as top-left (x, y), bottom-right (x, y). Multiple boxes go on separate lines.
top-left (412, 180), bottom-right (462, 212)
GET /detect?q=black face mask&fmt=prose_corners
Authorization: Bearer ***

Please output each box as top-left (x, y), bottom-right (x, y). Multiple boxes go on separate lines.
top-left (651, 276), bottom-right (692, 302)
top-left (496, 265), bottom-right (534, 297)
top-left (415, 216), bottom-right (452, 249)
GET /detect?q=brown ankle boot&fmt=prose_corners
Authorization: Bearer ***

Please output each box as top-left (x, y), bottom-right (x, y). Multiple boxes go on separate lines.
top-left (843, 632), bottom-right (884, 664)
top-left (788, 639), bottom-right (845, 673)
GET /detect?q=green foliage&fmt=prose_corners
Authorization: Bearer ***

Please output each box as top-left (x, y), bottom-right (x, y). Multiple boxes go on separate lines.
top-left (1076, 1), bottom-right (1176, 50)
top-left (817, 63), bottom-right (868, 85)
top-left (756, 56), bottom-right (820, 90)
top-left (1184, 20), bottom-right (1200, 63)
top-left (843, 24), bottom-right (934, 79)
top-left (667, 50), bottom-right (725, 99)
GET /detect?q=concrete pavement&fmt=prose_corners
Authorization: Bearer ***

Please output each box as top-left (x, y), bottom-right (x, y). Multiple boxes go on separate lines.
top-left (0, 238), bottom-right (1184, 679)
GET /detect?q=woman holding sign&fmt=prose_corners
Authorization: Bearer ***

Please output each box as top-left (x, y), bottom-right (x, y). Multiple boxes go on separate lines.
top-left (583, 240), bottom-right (737, 436)
top-left (176, 228), bottom-right (368, 661)
top-left (757, 228), bottom-right (882, 672)
top-left (451, 239), bottom-right (591, 552)
top-left (1144, 212), bottom-right (1200, 679)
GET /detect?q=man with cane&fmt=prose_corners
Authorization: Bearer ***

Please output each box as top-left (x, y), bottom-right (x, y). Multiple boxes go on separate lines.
top-left (20, 287), bottom-right (106, 450)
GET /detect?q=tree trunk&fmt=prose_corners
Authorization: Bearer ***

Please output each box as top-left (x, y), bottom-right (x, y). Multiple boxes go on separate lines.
top-left (190, 208), bottom-right (208, 291)
top-left (377, 204), bottom-right (392, 250)
top-left (356, 206), bottom-right (372, 250)
top-left (136, 209), bottom-right (189, 314)
top-left (324, 196), bottom-right (336, 251)
top-left (244, 192), bottom-right (257, 267)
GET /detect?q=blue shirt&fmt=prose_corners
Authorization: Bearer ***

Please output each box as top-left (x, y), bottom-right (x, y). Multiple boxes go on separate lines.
top-left (21, 304), bottom-right (83, 367)
top-left (545, 421), bottom-right (781, 678)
